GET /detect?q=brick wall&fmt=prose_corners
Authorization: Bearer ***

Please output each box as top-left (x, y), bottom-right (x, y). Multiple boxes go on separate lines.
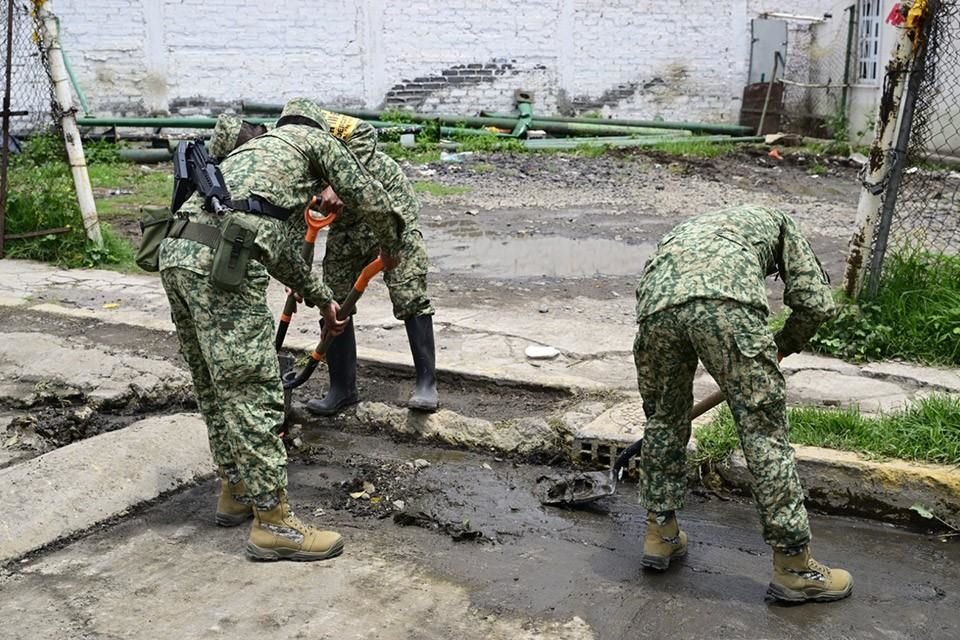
top-left (50, 0), bottom-right (847, 123)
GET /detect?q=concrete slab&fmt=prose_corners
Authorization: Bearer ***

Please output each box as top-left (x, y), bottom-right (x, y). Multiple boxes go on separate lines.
top-left (780, 352), bottom-right (863, 376)
top-left (862, 361), bottom-right (960, 393)
top-left (577, 401), bottom-right (645, 445)
top-left (0, 331), bottom-right (189, 407)
top-left (0, 413), bottom-right (213, 563)
top-left (786, 369), bottom-right (909, 408)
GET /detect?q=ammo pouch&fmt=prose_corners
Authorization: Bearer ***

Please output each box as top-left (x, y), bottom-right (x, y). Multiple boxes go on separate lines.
top-left (135, 206), bottom-right (175, 272)
top-left (208, 214), bottom-right (260, 292)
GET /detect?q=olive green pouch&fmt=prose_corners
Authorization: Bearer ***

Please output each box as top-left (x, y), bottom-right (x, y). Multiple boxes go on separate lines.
top-left (209, 214), bottom-right (258, 292)
top-left (135, 206), bottom-right (174, 272)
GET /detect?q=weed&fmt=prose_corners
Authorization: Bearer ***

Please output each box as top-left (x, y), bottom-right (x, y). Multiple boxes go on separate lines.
top-left (809, 163), bottom-right (829, 176)
top-left (811, 250), bottom-right (960, 365)
top-left (413, 181), bottom-right (472, 197)
top-left (648, 139), bottom-right (738, 159)
top-left (381, 141), bottom-right (441, 164)
top-left (5, 135), bottom-right (136, 268)
top-left (456, 135), bottom-right (526, 154)
top-left (695, 394), bottom-right (960, 466)
top-left (472, 162), bottom-right (496, 174)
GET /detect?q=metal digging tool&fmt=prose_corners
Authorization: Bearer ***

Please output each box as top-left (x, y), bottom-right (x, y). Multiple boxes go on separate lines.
top-left (537, 353), bottom-right (784, 507)
top-left (280, 255), bottom-right (385, 391)
top-left (275, 196), bottom-right (337, 353)
top-left (276, 197), bottom-right (336, 418)
top-left (535, 389), bottom-right (727, 507)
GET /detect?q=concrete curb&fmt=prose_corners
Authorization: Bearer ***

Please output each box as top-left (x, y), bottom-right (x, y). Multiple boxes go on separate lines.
top-left (0, 414), bottom-right (214, 564)
top-left (714, 445), bottom-right (960, 526)
top-left (3, 298), bottom-right (600, 396)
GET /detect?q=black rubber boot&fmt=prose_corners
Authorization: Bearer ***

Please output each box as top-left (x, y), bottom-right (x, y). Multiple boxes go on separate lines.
top-left (404, 315), bottom-right (439, 412)
top-left (306, 321), bottom-right (359, 417)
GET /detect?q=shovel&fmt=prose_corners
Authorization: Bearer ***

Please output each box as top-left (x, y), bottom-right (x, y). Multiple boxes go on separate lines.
top-left (275, 196), bottom-right (337, 352)
top-left (281, 255), bottom-right (385, 390)
top-left (537, 353), bottom-right (785, 506)
top-left (535, 389), bottom-right (726, 506)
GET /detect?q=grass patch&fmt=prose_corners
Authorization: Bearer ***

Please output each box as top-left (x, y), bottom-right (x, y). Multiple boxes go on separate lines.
top-left (89, 163), bottom-right (171, 218)
top-left (413, 180), bottom-right (472, 197)
top-left (471, 162), bottom-right (496, 174)
top-left (381, 141), bottom-right (442, 164)
top-left (455, 135), bottom-right (526, 153)
top-left (811, 250), bottom-right (960, 365)
top-left (648, 139), bottom-right (739, 159)
top-left (5, 135), bottom-right (137, 269)
top-left (694, 394), bottom-right (960, 466)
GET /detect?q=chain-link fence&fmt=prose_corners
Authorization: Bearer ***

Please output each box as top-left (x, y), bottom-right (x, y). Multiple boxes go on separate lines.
top-left (4, 0), bottom-right (56, 137)
top-left (1, 0), bottom-right (61, 257)
top-left (866, 0), bottom-right (960, 294)
top-left (780, 13), bottom-right (856, 139)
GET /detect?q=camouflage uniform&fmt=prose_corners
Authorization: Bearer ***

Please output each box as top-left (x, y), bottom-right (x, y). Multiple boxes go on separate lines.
top-left (210, 112), bottom-right (431, 319)
top-left (159, 99), bottom-right (404, 497)
top-left (633, 205), bottom-right (835, 549)
top-left (323, 150), bottom-right (432, 319)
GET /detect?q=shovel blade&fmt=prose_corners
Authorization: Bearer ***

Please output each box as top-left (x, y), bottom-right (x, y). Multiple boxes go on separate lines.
top-left (535, 470), bottom-right (616, 507)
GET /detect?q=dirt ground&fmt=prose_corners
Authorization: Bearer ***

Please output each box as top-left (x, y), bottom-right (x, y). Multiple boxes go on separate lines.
top-left (7, 147), bottom-right (950, 640)
top-left (103, 147), bottom-right (859, 313)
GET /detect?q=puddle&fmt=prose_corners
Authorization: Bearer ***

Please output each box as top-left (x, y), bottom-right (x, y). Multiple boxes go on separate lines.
top-left (430, 234), bottom-right (657, 278)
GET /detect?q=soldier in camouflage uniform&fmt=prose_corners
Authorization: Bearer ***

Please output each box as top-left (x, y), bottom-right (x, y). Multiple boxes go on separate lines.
top-left (633, 205), bottom-right (853, 603)
top-left (211, 110), bottom-right (438, 415)
top-left (160, 98), bottom-right (406, 562)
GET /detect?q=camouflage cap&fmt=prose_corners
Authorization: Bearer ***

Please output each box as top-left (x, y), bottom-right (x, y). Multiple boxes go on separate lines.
top-left (278, 97), bottom-right (330, 132)
top-left (209, 114), bottom-right (243, 160)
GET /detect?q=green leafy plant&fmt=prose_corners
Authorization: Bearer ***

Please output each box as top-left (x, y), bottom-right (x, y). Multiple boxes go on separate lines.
top-left (695, 394), bottom-right (960, 466)
top-left (5, 134), bottom-right (135, 269)
top-left (811, 250), bottom-right (960, 365)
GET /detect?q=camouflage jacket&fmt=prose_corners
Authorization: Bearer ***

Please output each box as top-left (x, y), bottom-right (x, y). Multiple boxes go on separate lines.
top-left (323, 150), bottom-right (421, 231)
top-left (634, 205), bottom-right (836, 355)
top-left (160, 123), bottom-right (404, 307)
top-left (321, 110), bottom-right (377, 165)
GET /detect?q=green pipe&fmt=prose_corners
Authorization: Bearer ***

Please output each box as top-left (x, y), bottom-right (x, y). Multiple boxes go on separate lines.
top-left (240, 103), bottom-right (684, 137)
top-left (523, 135), bottom-right (762, 150)
top-left (56, 17), bottom-right (91, 116)
top-left (118, 148), bottom-right (174, 163)
top-left (77, 116), bottom-right (278, 128)
top-left (483, 111), bottom-right (751, 136)
top-left (77, 116), bottom-right (501, 140)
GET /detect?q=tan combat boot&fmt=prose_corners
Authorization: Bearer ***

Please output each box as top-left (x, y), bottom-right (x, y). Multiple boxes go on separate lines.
top-left (216, 471), bottom-right (253, 527)
top-left (768, 547), bottom-right (853, 603)
top-left (641, 512), bottom-right (688, 570)
top-left (246, 491), bottom-right (344, 562)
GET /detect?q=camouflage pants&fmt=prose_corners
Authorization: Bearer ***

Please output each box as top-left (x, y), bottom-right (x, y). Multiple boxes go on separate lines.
top-left (160, 267), bottom-right (288, 497)
top-left (633, 299), bottom-right (810, 549)
top-left (323, 221), bottom-right (433, 320)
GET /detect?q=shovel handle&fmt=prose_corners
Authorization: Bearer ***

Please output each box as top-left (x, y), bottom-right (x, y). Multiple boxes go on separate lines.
top-left (690, 352), bottom-right (784, 418)
top-left (303, 197), bottom-right (337, 244)
top-left (615, 353), bottom-right (786, 474)
top-left (282, 257), bottom-right (386, 390)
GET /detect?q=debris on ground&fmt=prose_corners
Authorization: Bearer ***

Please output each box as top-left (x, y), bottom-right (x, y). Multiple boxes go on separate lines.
top-left (392, 510), bottom-right (489, 542)
top-left (525, 345), bottom-right (560, 360)
top-left (535, 471), bottom-right (616, 507)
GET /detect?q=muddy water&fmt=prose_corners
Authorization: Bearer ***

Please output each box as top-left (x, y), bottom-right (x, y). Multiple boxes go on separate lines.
top-left (432, 234), bottom-right (657, 278)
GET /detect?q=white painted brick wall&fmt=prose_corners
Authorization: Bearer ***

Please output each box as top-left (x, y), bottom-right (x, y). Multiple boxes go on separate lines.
top-left (48, 0), bottom-right (851, 124)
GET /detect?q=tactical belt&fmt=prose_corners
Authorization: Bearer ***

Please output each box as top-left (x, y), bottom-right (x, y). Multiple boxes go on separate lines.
top-left (225, 195), bottom-right (293, 221)
top-left (169, 218), bottom-right (263, 261)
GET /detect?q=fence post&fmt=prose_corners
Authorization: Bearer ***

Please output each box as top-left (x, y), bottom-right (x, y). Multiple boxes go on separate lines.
top-left (866, 0), bottom-right (939, 297)
top-left (842, 2), bottom-right (926, 298)
top-left (0, 0), bottom-right (14, 259)
top-left (36, 2), bottom-right (101, 246)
